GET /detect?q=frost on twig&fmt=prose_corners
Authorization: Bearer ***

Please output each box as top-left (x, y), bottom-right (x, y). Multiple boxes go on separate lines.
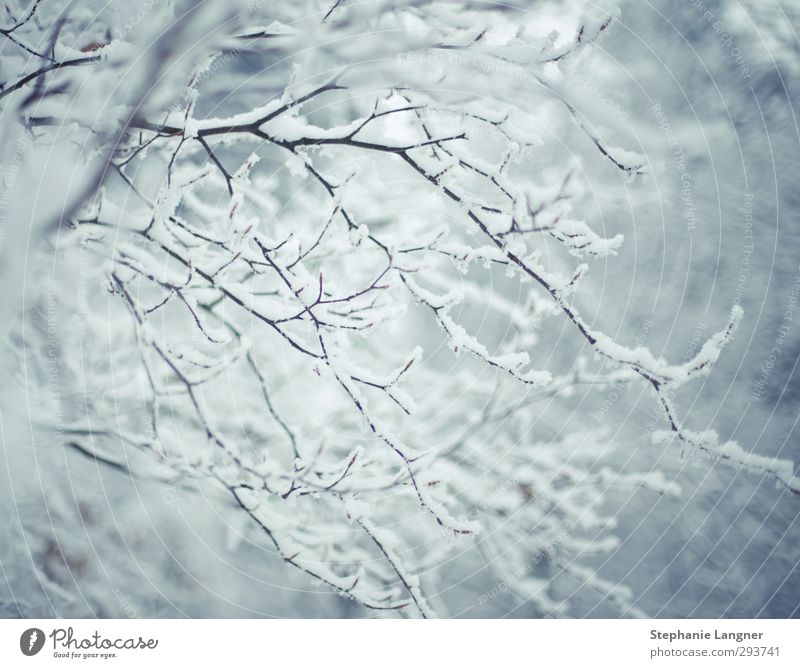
top-left (6, 0), bottom-right (797, 618)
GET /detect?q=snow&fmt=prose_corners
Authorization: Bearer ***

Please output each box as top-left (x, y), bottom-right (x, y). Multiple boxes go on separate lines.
top-left (2, 0), bottom-right (797, 622)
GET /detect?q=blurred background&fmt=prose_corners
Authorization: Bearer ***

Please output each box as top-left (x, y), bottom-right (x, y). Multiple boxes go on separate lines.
top-left (1, 0), bottom-right (798, 618)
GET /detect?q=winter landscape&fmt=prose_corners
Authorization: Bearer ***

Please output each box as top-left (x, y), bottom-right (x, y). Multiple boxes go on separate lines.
top-left (0, 0), bottom-right (798, 619)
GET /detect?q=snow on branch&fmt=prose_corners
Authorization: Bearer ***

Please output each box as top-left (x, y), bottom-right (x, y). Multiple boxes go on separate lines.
top-left (6, 0), bottom-right (797, 618)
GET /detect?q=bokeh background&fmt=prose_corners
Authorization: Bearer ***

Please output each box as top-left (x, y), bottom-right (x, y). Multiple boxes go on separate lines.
top-left (1, 0), bottom-right (798, 618)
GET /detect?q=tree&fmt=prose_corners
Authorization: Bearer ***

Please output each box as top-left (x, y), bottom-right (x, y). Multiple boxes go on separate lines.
top-left (1, 0), bottom-right (797, 618)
